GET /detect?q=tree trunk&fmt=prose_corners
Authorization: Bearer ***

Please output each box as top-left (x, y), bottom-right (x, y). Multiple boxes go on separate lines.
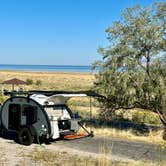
top-left (163, 127), bottom-right (166, 140)
top-left (156, 110), bottom-right (166, 140)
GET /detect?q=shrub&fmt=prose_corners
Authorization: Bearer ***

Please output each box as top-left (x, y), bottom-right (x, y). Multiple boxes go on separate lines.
top-left (26, 79), bottom-right (33, 85)
top-left (36, 80), bottom-right (42, 86)
top-left (132, 110), bottom-right (161, 125)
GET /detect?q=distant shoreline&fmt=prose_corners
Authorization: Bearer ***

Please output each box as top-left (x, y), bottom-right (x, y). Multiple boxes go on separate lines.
top-left (0, 64), bottom-right (95, 73)
top-left (0, 70), bottom-right (95, 75)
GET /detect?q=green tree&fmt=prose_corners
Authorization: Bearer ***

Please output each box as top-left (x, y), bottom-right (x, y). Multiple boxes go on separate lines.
top-left (94, 2), bottom-right (166, 138)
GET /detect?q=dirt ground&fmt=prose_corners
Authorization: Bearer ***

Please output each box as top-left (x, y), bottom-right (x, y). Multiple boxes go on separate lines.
top-left (0, 135), bottom-right (166, 165)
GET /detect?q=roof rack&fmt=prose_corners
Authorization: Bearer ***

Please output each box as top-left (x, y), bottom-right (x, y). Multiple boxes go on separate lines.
top-left (28, 90), bottom-right (103, 97)
top-left (3, 89), bottom-right (103, 98)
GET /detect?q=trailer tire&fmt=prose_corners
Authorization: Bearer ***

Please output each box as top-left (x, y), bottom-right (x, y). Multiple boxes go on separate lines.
top-left (18, 128), bottom-right (33, 146)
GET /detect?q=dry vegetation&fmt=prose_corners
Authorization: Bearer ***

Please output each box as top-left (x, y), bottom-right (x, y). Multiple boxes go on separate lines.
top-left (0, 71), bottom-right (166, 165)
top-left (0, 70), bottom-right (164, 145)
top-left (0, 71), bottom-right (94, 91)
top-left (19, 147), bottom-right (164, 166)
top-left (0, 136), bottom-right (165, 166)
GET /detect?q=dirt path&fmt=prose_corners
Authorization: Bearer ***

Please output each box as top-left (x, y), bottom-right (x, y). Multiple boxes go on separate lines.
top-left (0, 136), bottom-right (166, 165)
top-left (52, 136), bottom-right (166, 162)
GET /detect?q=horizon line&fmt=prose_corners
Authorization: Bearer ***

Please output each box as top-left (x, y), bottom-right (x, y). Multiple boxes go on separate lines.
top-left (0, 64), bottom-right (92, 67)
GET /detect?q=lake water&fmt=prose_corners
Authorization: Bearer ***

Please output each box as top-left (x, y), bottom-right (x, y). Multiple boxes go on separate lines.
top-left (0, 64), bottom-right (94, 73)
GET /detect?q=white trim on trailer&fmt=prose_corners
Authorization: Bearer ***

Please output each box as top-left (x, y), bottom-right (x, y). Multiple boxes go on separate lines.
top-left (47, 94), bottom-right (87, 105)
top-left (30, 94), bottom-right (87, 105)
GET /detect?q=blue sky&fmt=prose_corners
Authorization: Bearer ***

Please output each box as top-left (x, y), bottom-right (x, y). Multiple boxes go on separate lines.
top-left (0, 0), bottom-right (160, 65)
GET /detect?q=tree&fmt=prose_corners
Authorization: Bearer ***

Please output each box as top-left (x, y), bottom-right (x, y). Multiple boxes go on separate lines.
top-left (94, 2), bottom-right (166, 138)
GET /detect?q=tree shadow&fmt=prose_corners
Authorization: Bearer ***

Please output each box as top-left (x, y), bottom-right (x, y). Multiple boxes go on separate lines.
top-left (82, 118), bottom-right (162, 136)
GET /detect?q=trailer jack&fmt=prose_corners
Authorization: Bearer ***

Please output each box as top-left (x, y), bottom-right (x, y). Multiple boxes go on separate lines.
top-left (63, 122), bottom-right (94, 140)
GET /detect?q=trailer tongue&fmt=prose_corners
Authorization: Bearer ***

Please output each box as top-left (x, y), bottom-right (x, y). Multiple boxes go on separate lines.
top-left (0, 90), bottom-right (100, 145)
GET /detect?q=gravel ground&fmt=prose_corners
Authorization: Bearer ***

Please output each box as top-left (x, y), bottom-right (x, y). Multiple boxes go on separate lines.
top-left (0, 136), bottom-right (166, 165)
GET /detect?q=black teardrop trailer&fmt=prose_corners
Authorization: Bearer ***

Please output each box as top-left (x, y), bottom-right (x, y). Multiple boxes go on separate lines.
top-left (0, 90), bottom-right (101, 145)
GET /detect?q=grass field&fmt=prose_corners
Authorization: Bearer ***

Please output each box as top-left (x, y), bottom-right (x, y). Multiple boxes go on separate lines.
top-left (0, 70), bottom-right (164, 144)
top-left (0, 70), bottom-right (95, 91)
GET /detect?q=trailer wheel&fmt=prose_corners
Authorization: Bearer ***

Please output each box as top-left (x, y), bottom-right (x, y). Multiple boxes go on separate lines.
top-left (18, 128), bottom-right (33, 146)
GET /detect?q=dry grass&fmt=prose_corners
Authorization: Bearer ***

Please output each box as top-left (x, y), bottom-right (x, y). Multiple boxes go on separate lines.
top-left (19, 147), bottom-right (162, 166)
top-left (0, 71), bottom-right (94, 91)
top-left (90, 127), bottom-right (164, 144)
top-left (70, 105), bottom-right (164, 144)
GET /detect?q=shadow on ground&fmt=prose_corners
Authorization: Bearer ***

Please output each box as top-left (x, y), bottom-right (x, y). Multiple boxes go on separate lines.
top-left (82, 118), bottom-right (163, 136)
top-left (0, 118), bottom-right (163, 143)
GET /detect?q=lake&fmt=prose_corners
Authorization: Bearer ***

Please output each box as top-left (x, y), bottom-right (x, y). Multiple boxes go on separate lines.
top-left (0, 64), bottom-right (95, 73)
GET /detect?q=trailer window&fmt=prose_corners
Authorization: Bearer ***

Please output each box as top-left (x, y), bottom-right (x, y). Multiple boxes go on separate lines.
top-left (22, 105), bottom-right (37, 125)
top-left (45, 107), bottom-right (62, 117)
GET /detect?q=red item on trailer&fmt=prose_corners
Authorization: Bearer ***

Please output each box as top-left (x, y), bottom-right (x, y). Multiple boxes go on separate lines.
top-left (63, 133), bottom-right (88, 140)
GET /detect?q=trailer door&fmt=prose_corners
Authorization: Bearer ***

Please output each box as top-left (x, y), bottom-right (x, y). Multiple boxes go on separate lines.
top-left (21, 105), bottom-right (37, 125)
top-left (8, 104), bottom-right (21, 130)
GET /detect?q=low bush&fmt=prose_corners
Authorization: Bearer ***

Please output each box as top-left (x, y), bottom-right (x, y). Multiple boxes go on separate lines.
top-left (35, 80), bottom-right (42, 86)
top-left (26, 79), bottom-right (33, 85)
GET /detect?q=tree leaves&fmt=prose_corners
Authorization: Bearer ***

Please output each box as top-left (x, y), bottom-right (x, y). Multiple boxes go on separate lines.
top-left (94, 2), bottom-right (166, 124)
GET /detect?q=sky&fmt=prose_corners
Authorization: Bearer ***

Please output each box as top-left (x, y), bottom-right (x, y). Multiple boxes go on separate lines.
top-left (0, 0), bottom-right (161, 65)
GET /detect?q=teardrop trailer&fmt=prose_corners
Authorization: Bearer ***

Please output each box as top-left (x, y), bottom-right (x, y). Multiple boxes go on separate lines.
top-left (0, 90), bottom-right (101, 145)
